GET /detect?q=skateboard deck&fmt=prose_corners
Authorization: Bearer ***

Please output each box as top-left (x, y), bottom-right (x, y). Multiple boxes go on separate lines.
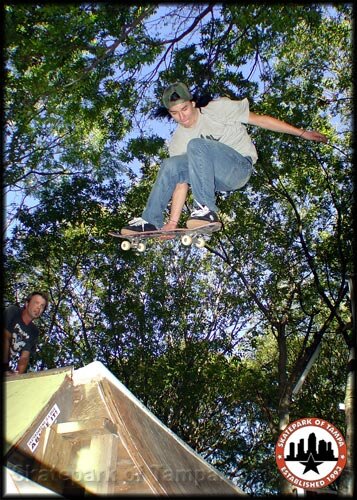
top-left (109, 222), bottom-right (222, 252)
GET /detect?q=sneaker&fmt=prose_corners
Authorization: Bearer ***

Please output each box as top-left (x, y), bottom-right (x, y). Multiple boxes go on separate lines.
top-left (186, 204), bottom-right (220, 229)
top-left (121, 217), bottom-right (158, 235)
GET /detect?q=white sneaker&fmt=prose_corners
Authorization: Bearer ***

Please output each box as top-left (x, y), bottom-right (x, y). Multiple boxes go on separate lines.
top-left (186, 204), bottom-right (219, 229)
top-left (121, 217), bottom-right (158, 235)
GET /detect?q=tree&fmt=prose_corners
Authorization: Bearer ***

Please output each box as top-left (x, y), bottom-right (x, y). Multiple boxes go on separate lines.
top-left (4, 4), bottom-right (353, 495)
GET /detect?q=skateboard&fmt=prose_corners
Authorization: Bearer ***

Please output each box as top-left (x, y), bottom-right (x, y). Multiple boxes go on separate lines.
top-left (109, 222), bottom-right (222, 252)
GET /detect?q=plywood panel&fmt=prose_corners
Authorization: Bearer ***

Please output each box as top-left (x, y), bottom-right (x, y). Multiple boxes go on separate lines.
top-left (4, 367), bottom-right (72, 454)
top-left (101, 379), bottom-right (241, 495)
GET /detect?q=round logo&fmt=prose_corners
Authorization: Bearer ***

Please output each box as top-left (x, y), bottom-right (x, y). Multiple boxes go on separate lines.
top-left (275, 417), bottom-right (347, 490)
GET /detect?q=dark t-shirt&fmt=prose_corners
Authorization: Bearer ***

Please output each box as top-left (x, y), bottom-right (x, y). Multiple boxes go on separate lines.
top-left (5, 305), bottom-right (39, 356)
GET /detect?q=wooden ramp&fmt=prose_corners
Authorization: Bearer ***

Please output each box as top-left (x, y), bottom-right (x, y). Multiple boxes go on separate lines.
top-left (4, 361), bottom-right (244, 496)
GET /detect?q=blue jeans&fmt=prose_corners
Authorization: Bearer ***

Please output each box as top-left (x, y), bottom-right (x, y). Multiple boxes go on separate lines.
top-left (142, 138), bottom-right (253, 228)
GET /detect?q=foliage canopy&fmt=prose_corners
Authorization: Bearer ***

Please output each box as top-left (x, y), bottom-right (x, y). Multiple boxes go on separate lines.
top-left (3, 4), bottom-right (353, 495)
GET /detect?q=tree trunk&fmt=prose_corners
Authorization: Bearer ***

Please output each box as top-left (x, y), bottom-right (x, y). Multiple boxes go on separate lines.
top-left (277, 322), bottom-right (295, 496)
top-left (339, 275), bottom-right (356, 496)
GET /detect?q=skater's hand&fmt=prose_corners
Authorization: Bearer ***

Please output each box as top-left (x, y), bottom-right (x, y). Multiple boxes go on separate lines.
top-left (159, 220), bottom-right (178, 240)
top-left (162, 220), bottom-right (178, 231)
top-left (300, 130), bottom-right (328, 143)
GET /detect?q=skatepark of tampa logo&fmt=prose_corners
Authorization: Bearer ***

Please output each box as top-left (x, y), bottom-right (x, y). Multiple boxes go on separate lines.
top-left (275, 417), bottom-right (347, 490)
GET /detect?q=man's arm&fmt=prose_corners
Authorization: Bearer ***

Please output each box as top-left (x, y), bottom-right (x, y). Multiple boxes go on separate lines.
top-left (247, 112), bottom-right (328, 143)
top-left (17, 350), bottom-right (30, 374)
top-left (3, 329), bottom-right (11, 364)
top-left (3, 329), bottom-right (27, 376)
top-left (3, 329), bottom-right (13, 375)
top-left (162, 182), bottom-right (189, 230)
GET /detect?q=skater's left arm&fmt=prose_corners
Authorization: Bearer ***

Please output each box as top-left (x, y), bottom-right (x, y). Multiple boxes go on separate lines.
top-left (247, 112), bottom-right (328, 143)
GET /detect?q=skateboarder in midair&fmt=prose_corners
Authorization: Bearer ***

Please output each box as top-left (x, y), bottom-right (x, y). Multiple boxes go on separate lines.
top-left (121, 82), bottom-right (327, 235)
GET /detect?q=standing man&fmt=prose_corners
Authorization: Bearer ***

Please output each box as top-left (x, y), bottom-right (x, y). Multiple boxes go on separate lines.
top-left (3, 291), bottom-right (49, 375)
top-left (121, 82), bottom-right (327, 234)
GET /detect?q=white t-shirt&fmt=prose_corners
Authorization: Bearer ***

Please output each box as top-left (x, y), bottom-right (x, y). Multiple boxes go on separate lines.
top-left (168, 97), bottom-right (258, 164)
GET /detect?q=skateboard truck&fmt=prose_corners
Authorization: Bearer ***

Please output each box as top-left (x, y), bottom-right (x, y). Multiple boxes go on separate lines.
top-left (121, 239), bottom-right (146, 252)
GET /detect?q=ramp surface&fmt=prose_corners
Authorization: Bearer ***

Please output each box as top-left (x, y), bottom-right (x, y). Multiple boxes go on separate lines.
top-left (4, 361), bottom-right (244, 496)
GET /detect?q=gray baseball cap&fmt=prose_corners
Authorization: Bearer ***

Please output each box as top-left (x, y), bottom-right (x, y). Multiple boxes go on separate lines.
top-left (162, 82), bottom-right (193, 109)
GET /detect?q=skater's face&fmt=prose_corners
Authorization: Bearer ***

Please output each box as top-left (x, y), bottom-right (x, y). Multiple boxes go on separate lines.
top-left (169, 101), bottom-right (199, 128)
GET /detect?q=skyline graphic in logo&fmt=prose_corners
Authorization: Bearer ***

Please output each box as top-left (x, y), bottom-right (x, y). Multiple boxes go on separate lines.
top-left (276, 418), bottom-right (346, 490)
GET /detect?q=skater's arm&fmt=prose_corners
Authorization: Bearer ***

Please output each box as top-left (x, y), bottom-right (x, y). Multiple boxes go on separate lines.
top-left (247, 112), bottom-right (327, 143)
top-left (162, 183), bottom-right (189, 230)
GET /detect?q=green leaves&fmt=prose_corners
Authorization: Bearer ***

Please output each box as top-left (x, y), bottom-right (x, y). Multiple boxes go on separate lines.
top-left (4, 4), bottom-right (353, 495)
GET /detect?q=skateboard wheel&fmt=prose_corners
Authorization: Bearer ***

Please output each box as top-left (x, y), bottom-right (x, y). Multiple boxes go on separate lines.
top-left (121, 240), bottom-right (131, 251)
top-left (181, 235), bottom-right (192, 246)
top-left (137, 242), bottom-right (146, 253)
top-left (195, 237), bottom-right (206, 248)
